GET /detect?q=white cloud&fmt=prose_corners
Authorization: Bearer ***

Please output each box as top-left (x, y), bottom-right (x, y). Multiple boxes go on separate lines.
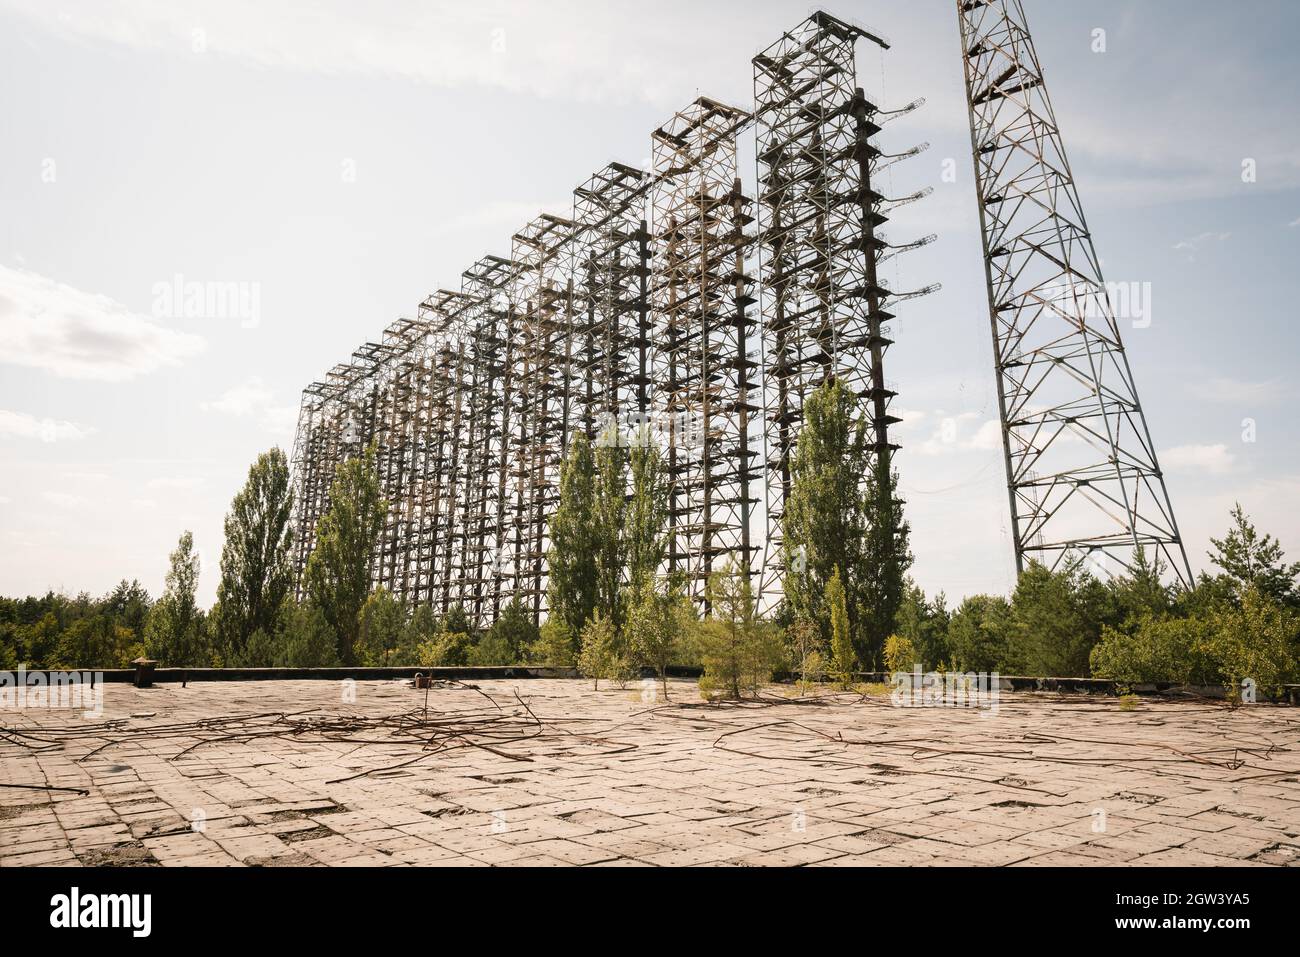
top-left (146, 476), bottom-right (205, 491)
top-left (43, 491), bottom-right (89, 508)
top-left (1161, 443), bottom-right (1236, 476)
top-left (0, 264), bottom-right (206, 381)
top-left (1202, 376), bottom-right (1287, 405)
top-left (1289, 216), bottom-right (1300, 228)
top-left (1172, 231), bottom-right (1230, 260)
top-left (202, 377), bottom-right (298, 435)
top-left (0, 0), bottom-right (723, 108)
top-left (0, 409), bottom-right (94, 443)
top-left (201, 377), bottom-right (274, 416)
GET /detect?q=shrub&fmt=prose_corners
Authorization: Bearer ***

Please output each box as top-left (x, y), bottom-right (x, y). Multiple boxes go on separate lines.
top-left (883, 633), bottom-right (920, 675)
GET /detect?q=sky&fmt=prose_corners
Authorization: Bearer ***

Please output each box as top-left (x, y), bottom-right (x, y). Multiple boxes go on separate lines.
top-left (1, 0), bottom-right (1298, 607)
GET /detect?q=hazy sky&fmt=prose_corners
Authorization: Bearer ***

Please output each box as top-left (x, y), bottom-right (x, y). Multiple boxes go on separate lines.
top-left (2, 0), bottom-right (1298, 606)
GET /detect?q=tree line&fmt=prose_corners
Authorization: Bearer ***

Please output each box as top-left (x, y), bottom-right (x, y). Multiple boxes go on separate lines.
top-left (3, 379), bottom-right (1297, 700)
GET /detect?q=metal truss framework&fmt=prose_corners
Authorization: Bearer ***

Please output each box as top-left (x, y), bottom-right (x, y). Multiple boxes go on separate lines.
top-left (957, 0), bottom-right (1193, 586)
top-left (289, 11), bottom-right (937, 628)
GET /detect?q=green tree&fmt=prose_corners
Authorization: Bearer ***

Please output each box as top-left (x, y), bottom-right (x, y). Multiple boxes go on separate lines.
top-left (577, 612), bottom-right (619, 689)
top-left (625, 437), bottom-right (668, 592)
top-left (1090, 615), bottom-right (1215, 687)
top-left (1208, 504), bottom-right (1300, 606)
top-left (592, 425), bottom-right (629, 628)
top-left (538, 618), bottom-right (578, 667)
top-left (418, 629), bottom-right (472, 667)
top-left (1009, 561), bottom-right (1108, 678)
top-left (697, 561), bottom-right (781, 699)
top-left (482, 597), bottom-right (539, 663)
top-left (358, 587), bottom-right (407, 665)
top-left (946, 595), bottom-right (1013, 673)
top-left (781, 380), bottom-right (869, 650)
top-left (304, 442), bottom-right (387, 665)
top-left (546, 432), bottom-right (600, 637)
top-left (277, 602), bottom-right (340, 667)
top-left (1108, 549), bottom-right (1173, 626)
top-left (1204, 587), bottom-right (1299, 700)
top-left (144, 530), bottom-right (208, 666)
top-left (895, 582), bottom-right (949, 670)
top-left (860, 460), bottom-right (913, 668)
top-left (883, 633), bottom-right (920, 675)
top-left (826, 566), bottom-right (856, 688)
top-left (786, 616), bottom-right (826, 694)
top-left (214, 448), bottom-right (295, 665)
top-left (626, 580), bottom-right (691, 699)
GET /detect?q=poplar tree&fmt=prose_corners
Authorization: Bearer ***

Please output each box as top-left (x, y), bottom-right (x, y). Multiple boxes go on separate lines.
top-left (214, 447), bottom-right (294, 664)
top-left (304, 442), bottom-right (386, 665)
top-left (546, 432), bottom-right (599, 636)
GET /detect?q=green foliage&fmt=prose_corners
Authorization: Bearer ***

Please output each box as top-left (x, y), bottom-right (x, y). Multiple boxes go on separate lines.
top-left (577, 612), bottom-right (619, 689)
top-left (945, 595), bottom-right (1012, 673)
top-left (304, 442), bottom-right (387, 665)
top-left (883, 633), bottom-right (920, 675)
top-left (546, 432), bottom-right (600, 637)
top-left (786, 616), bottom-right (826, 693)
top-left (53, 617), bottom-right (142, 670)
top-left (859, 461), bottom-right (913, 668)
top-left (441, 605), bottom-right (474, 641)
top-left (537, 619), bottom-right (577, 667)
top-left (357, 587), bottom-right (407, 666)
top-left (696, 562), bottom-right (782, 700)
top-left (1090, 615), bottom-right (1215, 686)
top-left (417, 631), bottom-right (471, 667)
top-left (626, 580), bottom-right (691, 698)
top-left (1092, 587), bottom-right (1298, 699)
top-left (781, 379), bottom-right (869, 649)
top-left (214, 448), bottom-right (295, 666)
top-left (592, 425), bottom-right (630, 629)
top-left (781, 379), bottom-right (911, 669)
top-left (277, 602), bottom-right (340, 668)
top-left (625, 438), bottom-right (668, 592)
top-left (1009, 561), bottom-right (1111, 678)
top-left (1108, 549), bottom-right (1174, 625)
top-left (1208, 504), bottom-right (1300, 606)
top-left (894, 581), bottom-right (949, 670)
top-left (826, 567), bottom-right (855, 688)
top-left (144, 530), bottom-right (210, 666)
top-left (1204, 587), bottom-right (1298, 700)
top-left (483, 597), bottom-right (539, 663)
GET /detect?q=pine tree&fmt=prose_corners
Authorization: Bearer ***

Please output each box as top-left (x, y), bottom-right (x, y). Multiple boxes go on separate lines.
top-left (304, 442), bottom-right (387, 665)
top-left (1209, 504), bottom-right (1300, 606)
top-left (214, 448), bottom-right (294, 665)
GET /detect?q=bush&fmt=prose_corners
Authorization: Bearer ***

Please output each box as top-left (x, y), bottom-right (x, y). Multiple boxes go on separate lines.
top-left (1089, 615), bottom-right (1214, 686)
top-left (1205, 587), bottom-right (1298, 700)
top-left (946, 595), bottom-right (1012, 673)
top-left (417, 631), bottom-right (471, 667)
top-left (278, 604), bottom-right (340, 668)
top-left (579, 613), bottom-right (618, 686)
top-left (537, 619), bottom-right (577, 667)
top-left (883, 633), bottom-right (920, 674)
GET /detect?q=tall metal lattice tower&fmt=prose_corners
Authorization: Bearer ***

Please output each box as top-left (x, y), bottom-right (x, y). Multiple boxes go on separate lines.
top-left (957, 0), bottom-right (1193, 587)
top-left (752, 12), bottom-right (933, 601)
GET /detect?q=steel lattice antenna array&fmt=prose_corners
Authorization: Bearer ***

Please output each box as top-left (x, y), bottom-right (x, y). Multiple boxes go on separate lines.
top-left (284, 11), bottom-right (933, 629)
top-left (956, 0), bottom-right (1193, 587)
